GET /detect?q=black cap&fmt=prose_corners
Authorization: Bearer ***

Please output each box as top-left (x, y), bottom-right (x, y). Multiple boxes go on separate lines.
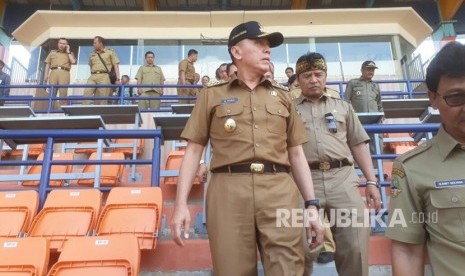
top-left (228, 21), bottom-right (284, 50)
top-left (361, 60), bottom-right (378, 69)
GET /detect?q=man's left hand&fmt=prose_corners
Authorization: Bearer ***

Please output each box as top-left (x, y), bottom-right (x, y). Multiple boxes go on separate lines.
top-left (365, 185), bottom-right (382, 210)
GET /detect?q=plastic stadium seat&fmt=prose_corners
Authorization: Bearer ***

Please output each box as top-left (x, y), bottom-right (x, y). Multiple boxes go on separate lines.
top-left (96, 187), bottom-right (163, 250)
top-left (73, 142), bottom-right (98, 155)
top-left (164, 150), bottom-right (202, 185)
top-left (23, 152), bottom-right (74, 187)
top-left (77, 152), bottom-right (125, 186)
top-left (47, 235), bottom-right (140, 276)
top-left (394, 145), bottom-right (417, 154)
top-left (0, 190), bottom-right (39, 238)
top-left (0, 237), bottom-right (50, 276)
top-left (10, 144), bottom-right (45, 158)
top-left (111, 138), bottom-right (144, 157)
top-left (28, 189), bottom-right (102, 251)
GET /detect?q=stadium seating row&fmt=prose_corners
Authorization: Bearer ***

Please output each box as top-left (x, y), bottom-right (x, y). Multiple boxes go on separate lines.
top-left (0, 187), bottom-right (163, 251)
top-left (0, 234), bottom-right (140, 276)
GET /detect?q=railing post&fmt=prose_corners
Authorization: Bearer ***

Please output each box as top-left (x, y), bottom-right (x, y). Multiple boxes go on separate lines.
top-left (151, 135), bottom-right (161, 187)
top-left (39, 137), bottom-right (54, 209)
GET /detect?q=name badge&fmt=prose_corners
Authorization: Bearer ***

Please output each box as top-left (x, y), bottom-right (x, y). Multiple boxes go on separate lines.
top-left (435, 179), bottom-right (465, 188)
top-left (221, 98), bottom-right (238, 105)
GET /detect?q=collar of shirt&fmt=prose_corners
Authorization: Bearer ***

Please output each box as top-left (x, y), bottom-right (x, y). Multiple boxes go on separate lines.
top-left (437, 126), bottom-right (464, 161)
top-left (94, 48), bottom-right (107, 54)
top-left (295, 91), bottom-right (328, 105)
top-left (358, 76), bottom-right (373, 83)
top-left (230, 76), bottom-right (272, 91)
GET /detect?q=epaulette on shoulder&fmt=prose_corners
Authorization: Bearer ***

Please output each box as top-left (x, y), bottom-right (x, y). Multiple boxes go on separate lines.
top-left (396, 142), bottom-right (432, 163)
top-left (272, 82), bottom-right (289, 92)
top-left (207, 80), bottom-right (228, 87)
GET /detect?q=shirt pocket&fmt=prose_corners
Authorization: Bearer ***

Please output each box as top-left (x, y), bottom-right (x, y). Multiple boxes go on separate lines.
top-left (211, 104), bottom-right (245, 136)
top-left (323, 114), bottom-right (347, 140)
top-left (266, 103), bottom-right (290, 134)
top-left (430, 188), bottom-right (465, 242)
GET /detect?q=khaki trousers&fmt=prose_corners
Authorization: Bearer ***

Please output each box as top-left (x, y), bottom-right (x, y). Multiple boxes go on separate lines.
top-left (177, 80), bottom-right (196, 104)
top-left (83, 73), bottom-right (111, 105)
top-left (207, 172), bottom-right (305, 276)
top-left (48, 69), bottom-right (70, 109)
top-left (138, 90), bottom-right (161, 110)
top-left (305, 166), bottom-right (369, 276)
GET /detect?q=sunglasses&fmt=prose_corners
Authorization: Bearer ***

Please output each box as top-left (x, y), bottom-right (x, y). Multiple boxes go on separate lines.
top-left (435, 92), bottom-right (465, 107)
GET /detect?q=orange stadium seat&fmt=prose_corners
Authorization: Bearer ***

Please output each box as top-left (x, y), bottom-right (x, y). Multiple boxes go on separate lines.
top-left (73, 142), bottom-right (98, 155)
top-left (77, 152), bottom-right (125, 186)
top-left (47, 235), bottom-right (140, 276)
top-left (0, 237), bottom-right (50, 276)
top-left (96, 187), bottom-right (163, 250)
top-left (394, 145), bottom-right (418, 154)
top-left (0, 190), bottom-right (39, 238)
top-left (28, 189), bottom-right (102, 251)
top-left (10, 144), bottom-right (45, 158)
top-left (23, 152), bottom-right (74, 187)
top-left (111, 138), bottom-right (144, 157)
top-left (164, 150), bottom-right (202, 185)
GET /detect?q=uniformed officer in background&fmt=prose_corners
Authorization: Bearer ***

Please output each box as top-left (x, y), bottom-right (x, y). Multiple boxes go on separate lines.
top-left (135, 51), bottom-right (165, 110)
top-left (294, 52), bottom-right (382, 276)
top-left (177, 49), bottom-right (198, 104)
top-left (170, 21), bottom-right (323, 276)
top-left (387, 41), bottom-right (465, 276)
top-left (44, 38), bottom-right (76, 109)
top-left (83, 36), bottom-right (120, 105)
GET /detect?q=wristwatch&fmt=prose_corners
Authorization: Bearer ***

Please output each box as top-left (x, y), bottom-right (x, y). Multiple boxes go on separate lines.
top-left (304, 199), bottom-right (320, 210)
top-left (366, 180), bottom-right (380, 188)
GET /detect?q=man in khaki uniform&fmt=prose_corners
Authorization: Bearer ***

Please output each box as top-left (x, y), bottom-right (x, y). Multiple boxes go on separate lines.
top-left (170, 21), bottom-right (324, 276)
top-left (344, 60), bottom-right (383, 155)
top-left (294, 52), bottom-right (382, 276)
top-left (135, 51), bottom-right (165, 110)
top-left (44, 38), bottom-right (76, 109)
top-left (83, 36), bottom-right (120, 105)
top-left (177, 49), bottom-right (198, 104)
top-left (387, 41), bottom-right (465, 276)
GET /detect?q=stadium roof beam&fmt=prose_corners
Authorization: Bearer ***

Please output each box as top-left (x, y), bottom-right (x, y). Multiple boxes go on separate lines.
top-left (12, 8), bottom-right (432, 48)
top-left (291, 0), bottom-right (308, 9)
top-left (143, 0), bottom-right (157, 11)
top-left (437, 0), bottom-right (464, 20)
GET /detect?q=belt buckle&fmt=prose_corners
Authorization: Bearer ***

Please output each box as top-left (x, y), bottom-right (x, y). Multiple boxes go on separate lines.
top-left (250, 163), bottom-right (265, 174)
top-left (319, 162), bottom-right (331, 171)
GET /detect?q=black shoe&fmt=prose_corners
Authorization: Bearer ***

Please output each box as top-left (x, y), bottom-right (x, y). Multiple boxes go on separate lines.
top-left (317, 252), bottom-right (335, 264)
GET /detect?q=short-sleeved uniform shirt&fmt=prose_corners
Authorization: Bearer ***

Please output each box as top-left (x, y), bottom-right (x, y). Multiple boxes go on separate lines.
top-left (386, 127), bottom-right (465, 276)
top-left (295, 93), bottom-right (369, 164)
top-left (178, 59), bottom-right (196, 83)
top-left (135, 64), bottom-right (165, 94)
top-left (180, 79), bottom-right (308, 170)
top-left (89, 48), bottom-right (119, 72)
top-left (344, 77), bottom-right (383, 113)
top-left (45, 50), bottom-right (72, 69)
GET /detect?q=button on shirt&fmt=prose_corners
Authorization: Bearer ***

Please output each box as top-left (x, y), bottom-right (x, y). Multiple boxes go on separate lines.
top-left (180, 79), bottom-right (308, 170)
top-left (386, 127), bottom-right (465, 276)
top-left (295, 94), bottom-right (369, 164)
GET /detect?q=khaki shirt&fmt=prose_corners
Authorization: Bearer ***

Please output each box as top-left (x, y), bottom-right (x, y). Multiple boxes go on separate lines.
top-left (180, 79), bottom-right (309, 170)
top-left (178, 59), bottom-right (196, 83)
top-left (386, 127), bottom-right (465, 276)
top-left (45, 50), bottom-right (72, 69)
top-left (89, 48), bottom-right (119, 72)
top-left (290, 87), bottom-right (340, 100)
top-left (135, 64), bottom-right (165, 94)
top-left (295, 94), bottom-right (369, 164)
top-left (344, 77), bottom-right (382, 112)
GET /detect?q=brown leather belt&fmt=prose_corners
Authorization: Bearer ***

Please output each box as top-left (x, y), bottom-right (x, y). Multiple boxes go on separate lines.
top-left (212, 162), bottom-right (289, 174)
top-left (308, 160), bottom-right (352, 171)
top-left (50, 66), bottom-right (70, 71)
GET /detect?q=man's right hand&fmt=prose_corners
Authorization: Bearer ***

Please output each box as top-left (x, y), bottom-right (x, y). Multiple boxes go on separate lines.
top-left (306, 207), bottom-right (324, 249)
top-left (137, 88), bottom-right (142, 95)
top-left (170, 203), bottom-right (191, 247)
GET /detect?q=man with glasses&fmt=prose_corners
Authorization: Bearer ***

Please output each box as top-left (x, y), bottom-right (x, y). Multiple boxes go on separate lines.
top-left (387, 41), bottom-right (465, 276)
